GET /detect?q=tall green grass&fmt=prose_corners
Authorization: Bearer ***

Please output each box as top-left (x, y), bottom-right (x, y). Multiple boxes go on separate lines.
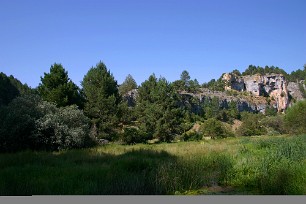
top-left (0, 135), bottom-right (305, 195)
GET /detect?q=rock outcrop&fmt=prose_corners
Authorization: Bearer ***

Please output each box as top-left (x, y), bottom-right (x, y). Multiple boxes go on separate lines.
top-left (287, 81), bottom-right (306, 102)
top-left (222, 73), bottom-right (289, 112)
top-left (181, 88), bottom-right (268, 113)
top-left (123, 89), bottom-right (138, 107)
top-left (124, 73), bottom-right (297, 114)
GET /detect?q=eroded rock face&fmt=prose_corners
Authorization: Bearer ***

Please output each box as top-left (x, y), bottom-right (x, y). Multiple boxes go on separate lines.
top-left (182, 88), bottom-right (267, 113)
top-left (223, 73), bottom-right (245, 91)
top-left (222, 73), bottom-right (289, 112)
top-left (287, 81), bottom-right (306, 102)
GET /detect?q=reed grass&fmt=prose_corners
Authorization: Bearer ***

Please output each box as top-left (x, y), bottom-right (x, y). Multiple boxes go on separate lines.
top-left (0, 134), bottom-right (305, 195)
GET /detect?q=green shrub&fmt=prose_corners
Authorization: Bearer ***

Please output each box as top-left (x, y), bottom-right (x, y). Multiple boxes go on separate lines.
top-left (199, 118), bottom-right (234, 139)
top-left (182, 131), bottom-right (202, 141)
top-left (261, 115), bottom-right (287, 135)
top-left (121, 127), bottom-right (147, 145)
top-left (0, 95), bottom-right (42, 152)
top-left (0, 95), bottom-right (92, 152)
top-left (237, 112), bottom-right (267, 136)
top-left (284, 100), bottom-right (306, 134)
top-left (34, 103), bottom-right (91, 150)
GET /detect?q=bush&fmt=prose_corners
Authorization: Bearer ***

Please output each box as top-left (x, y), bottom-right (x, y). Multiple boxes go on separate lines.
top-left (34, 103), bottom-right (91, 150)
top-left (199, 118), bottom-right (234, 139)
top-left (182, 131), bottom-right (202, 141)
top-left (121, 127), bottom-right (146, 145)
top-left (0, 95), bottom-right (92, 152)
top-left (261, 115), bottom-right (287, 135)
top-left (237, 112), bottom-right (267, 136)
top-left (284, 100), bottom-right (306, 134)
top-left (0, 95), bottom-right (42, 152)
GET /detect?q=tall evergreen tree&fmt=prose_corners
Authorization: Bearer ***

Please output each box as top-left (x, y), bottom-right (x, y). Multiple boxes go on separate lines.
top-left (136, 75), bottom-right (183, 142)
top-left (38, 63), bottom-right (83, 108)
top-left (119, 74), bottom-right (137, 95)
top-left (81, 62), bottom-right (120, 140)
top-left (180, 70), bottom-right (191, 88)
top-left (0, 72), bottom-right (33, 107)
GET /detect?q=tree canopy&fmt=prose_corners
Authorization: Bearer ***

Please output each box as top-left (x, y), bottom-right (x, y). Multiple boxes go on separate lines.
top-left (38, 63), bottom-right (84, 108)
top-left (119, 74), bottom-right (137, 95)
top-left (81, 62), bottom-right (120, 140)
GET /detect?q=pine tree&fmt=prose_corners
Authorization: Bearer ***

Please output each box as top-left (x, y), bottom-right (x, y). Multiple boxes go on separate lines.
top-left (38, 63), bottom-right (83, 108)
top-left (119, 74), bottom-right (137, 95)
top-left (81, 62), bottom-right (120, 140)
top-left (0, 72), bottom-right (33, 107)
top-left (136, 75), bottom-right (183, 142)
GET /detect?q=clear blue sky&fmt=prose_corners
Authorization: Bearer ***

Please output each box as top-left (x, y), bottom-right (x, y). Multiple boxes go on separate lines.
top-left (1, 0), bottom-right (305, 88)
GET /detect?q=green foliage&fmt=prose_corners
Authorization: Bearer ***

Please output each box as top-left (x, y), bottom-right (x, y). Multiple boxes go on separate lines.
top-left (0, 95), bottom-right (42, 152)
top-left (182, 131), bottom-right (202, 141)
top-left (172, 70), bottom-right (200, 93)
top-left (34, 104), bottom-right (91, 150)
top-left (199, 118), bottom-right (234, 139)
top-left (202, 78), bottom-right (225, 91)
top-left (203, 96), bottom-right (220, 119)
top-left (0, 135), bottom-right (305, 195)
top-left (0, 72), bottom-right (33, 107)
top-left (265, 105), bottom-right (277, 116)
top-left (38, 63), bottom-right (84, 108)
top-left (0, 95), bottom-right (92, 152)
top-left (284, 100), bottom-right (306, 134)
top-left (237, 112), bottom-right (267, 136)
top-left (180, 70), bottom-right (191, 87)
top-left (287, 65), bottom-right (306, 82)
top-left (136, 75), bottom-right (184, 142)
top-left (261, 115), bottom-right (287, 135)
top-left (231, 69), bottom-right (241, 76)
top-left (118, 74), bottom-right (137, 95)
top-left (242, 65), bottom-right (288, 76)
top-left (82, 62), bottom-right (120, 140)
top-left (121, 127), bottom-right (146, 145)
top-left (117, 101), bottom-right (137, 125)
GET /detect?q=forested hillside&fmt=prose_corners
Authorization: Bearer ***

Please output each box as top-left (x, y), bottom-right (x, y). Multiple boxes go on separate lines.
top-left (0, 63), bottom-right (306, 152)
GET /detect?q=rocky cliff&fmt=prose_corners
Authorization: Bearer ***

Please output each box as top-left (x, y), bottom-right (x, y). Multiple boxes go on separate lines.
top-left (124, 73), bottom-right (302, 114)
top-left (222, 73), bottom-right (289, 112)
top-left (287, 80), bottom-right (306, 102)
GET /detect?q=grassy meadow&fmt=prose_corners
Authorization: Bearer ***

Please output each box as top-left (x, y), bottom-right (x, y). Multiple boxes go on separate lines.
top-left (0, 134), bottom-right (305, 195)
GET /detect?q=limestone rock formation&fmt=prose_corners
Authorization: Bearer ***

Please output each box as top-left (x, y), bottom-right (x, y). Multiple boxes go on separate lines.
top-left (287, 81), bottom-right (306, 102)
top-left (222, 73), bottom-right (289, 112)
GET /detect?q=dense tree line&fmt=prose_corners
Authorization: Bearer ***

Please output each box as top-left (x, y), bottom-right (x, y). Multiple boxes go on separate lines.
top-left (0, 63), bottom-right (305, 152)
top-left (239, 64), bottom-right (306, 84)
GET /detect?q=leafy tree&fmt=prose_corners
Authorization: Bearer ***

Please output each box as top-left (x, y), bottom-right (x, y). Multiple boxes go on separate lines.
top-left (38, 63), bottom-right (84, 108)
top-left (284, 100), bottom-right (306, 134)
top-left (82, 62), bottom-right (120, 140)
top-left (119, 74), bottom-right (137, 95)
